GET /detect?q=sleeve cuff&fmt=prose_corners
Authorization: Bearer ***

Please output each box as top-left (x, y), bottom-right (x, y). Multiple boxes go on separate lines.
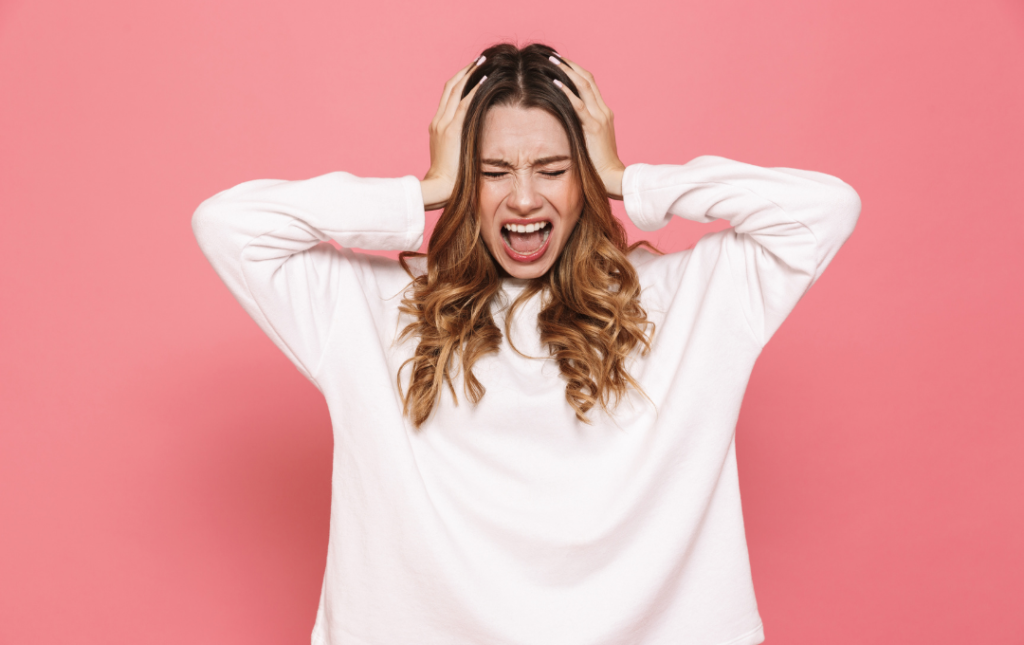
top-left (622, 163), bottom-right (664, 232)
top-left (400, 174), bottom-right (426, 252)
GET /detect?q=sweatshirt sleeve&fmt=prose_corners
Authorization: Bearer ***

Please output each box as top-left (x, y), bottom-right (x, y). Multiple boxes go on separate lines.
top-left (622, 155), bottom-right (861, 347)
top-left (191, 172), bottom-right (426, 385)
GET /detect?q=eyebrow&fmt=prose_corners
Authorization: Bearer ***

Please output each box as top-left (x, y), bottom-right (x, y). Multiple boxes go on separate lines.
top-left (480, 155), bottom-right (571, 168)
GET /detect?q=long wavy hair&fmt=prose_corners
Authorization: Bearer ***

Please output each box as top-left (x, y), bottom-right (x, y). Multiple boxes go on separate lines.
top-left (397, 42), bottom-right (658, 428)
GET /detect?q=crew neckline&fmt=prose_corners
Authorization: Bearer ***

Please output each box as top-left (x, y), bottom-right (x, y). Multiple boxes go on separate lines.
top-left (501, 277), bottom-right (533, 292)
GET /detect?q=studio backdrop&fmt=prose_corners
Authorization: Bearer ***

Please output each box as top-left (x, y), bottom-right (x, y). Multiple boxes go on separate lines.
top-left (1, 0), bottom-right (1022, 643)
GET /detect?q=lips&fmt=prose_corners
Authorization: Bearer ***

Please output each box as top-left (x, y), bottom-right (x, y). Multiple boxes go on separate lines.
top-left (500, 220), bottom-right (552, 262)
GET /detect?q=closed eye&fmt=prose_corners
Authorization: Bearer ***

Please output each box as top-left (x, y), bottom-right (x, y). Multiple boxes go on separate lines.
top-left (481, 170), bottom-right (568, 178)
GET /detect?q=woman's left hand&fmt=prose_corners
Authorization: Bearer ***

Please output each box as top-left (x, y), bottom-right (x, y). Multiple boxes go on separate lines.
top-left (550, 55), bottom-right (626, 200)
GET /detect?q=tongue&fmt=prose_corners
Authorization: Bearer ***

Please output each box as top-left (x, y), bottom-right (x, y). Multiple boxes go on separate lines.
top-left (508, 229), bottom-right (544, 254)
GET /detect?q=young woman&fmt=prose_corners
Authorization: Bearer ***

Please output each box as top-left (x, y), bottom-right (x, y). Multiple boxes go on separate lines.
top-left (193, 42), bottom-right (860, 645)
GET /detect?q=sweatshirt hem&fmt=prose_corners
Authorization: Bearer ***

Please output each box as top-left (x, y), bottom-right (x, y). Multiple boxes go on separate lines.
top-left (714, 622), bottom-right (765, 645)
top-left (309, 623), bottom-right (765, 645)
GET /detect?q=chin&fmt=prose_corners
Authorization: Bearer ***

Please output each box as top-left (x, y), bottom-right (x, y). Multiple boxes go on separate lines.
top-left (501, 260), bottom-right (553, 280)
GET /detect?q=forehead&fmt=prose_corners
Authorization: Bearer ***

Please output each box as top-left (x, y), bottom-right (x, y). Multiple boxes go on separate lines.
top-left (479, 105), bottom-right (570, 161)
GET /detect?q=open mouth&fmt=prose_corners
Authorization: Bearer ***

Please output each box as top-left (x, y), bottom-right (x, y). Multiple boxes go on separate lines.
top-left (500, 221), bottom-right (552, 262)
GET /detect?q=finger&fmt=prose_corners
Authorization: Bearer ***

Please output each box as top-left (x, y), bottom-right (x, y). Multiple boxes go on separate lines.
top-left (433, 56), bottom-right (485, 126)
top-left (553, 62), bottom-right (599, 121)
top-left (453, 75), bottom-right (486, 123)
top-left (552, 56), bottom-right (608, 117)
top-left (551, 56), bottom-right (611, 119)
top-left (432, 57), bottom-right (483, 126)
top-left (552, 77), bottom-right (593, 126)
top-left (438, 56), bottom-right (486, 126)
top-left (555, 57), bottom-right (608, 109)
top-left (442, 63), bottom-right (485, 127)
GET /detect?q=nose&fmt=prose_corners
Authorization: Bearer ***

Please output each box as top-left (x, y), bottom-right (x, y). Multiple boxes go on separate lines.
top-left (506, 172), bottom-right (544, 216)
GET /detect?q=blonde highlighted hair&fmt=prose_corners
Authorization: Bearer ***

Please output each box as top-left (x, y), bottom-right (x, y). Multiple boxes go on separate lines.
top-left (397, 42), bottom-right (658, 428)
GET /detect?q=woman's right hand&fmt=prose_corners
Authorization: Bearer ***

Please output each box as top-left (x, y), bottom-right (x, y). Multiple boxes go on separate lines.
top-left (420, 56), bottom-right (487, 210)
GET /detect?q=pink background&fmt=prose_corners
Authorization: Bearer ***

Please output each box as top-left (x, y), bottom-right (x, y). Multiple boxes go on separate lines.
top-left (2, 0), bottom-right (1022, 642)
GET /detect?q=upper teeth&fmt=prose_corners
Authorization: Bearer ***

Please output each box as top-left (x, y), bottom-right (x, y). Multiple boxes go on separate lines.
top-left (504, 222), bottom-right (549, 233)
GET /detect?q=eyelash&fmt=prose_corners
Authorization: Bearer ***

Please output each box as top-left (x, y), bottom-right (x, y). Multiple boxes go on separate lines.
top-left (482, 170), bottom-right (568, 178)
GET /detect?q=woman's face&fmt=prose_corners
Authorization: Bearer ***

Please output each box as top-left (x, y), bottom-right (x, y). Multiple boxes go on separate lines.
top-left (477, 105), bottom-right (583, 280)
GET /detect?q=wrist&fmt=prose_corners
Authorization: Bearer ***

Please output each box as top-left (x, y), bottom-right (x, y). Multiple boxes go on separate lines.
top-left (419, 177), bottom-right (452, 211)
top-left (603, 164), bottom-right (626, 201)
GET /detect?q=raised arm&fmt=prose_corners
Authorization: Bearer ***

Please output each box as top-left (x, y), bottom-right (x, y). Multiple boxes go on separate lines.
top-left (622, 155), bottom-right (862, 345)
top-left (191, 172), bottom-right (425, 384)
top-left (191, 56), bottom-right (489, 385)
top-left (548, 55), bottom-right (861, 346)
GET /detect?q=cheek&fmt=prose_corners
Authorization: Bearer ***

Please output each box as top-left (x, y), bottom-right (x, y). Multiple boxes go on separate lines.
top-left (477, 186), bottom-right (501, 222)
top-left (556, 184), bottom-right (584, 227)
top-left (477, 208), bottom-right (492, 232)
top-left (476, 188), bottom-right (502, 250)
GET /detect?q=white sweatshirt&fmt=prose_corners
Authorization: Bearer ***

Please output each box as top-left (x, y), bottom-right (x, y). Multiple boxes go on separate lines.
top-left (192, 155), bottom-right (861, 645)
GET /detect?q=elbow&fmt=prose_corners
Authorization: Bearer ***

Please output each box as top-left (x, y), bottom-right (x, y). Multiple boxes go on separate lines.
top-left (804, 172), bottom-right (860, 245)
top-left (190, 178), bottom-right (286, 249)
top-left (191, 198), bottom-right (229, 254)
top-left (831, 181), bottom-right (862, 243)
top-left (770, 164), bottom-right (862, 243)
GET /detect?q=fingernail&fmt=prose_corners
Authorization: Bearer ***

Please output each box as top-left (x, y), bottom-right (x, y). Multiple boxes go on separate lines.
top-left (475, 55), bottom-right (486, 66)
top-left (479, 75), bottom-right (487, 84)
top-left (553, 79), bottom-right (563, 87)
top-left (552, 51), bottom-right (562, 58)
top-left (549, 55), bottom-right (560, 65)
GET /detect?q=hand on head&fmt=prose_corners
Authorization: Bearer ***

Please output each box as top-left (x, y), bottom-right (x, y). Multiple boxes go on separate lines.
top-left (420, 56), bottom-right (488, 211)
top-left (420, 50), bottom-right (626, 211)
top-left (548, 54), bottom-right (626, 199)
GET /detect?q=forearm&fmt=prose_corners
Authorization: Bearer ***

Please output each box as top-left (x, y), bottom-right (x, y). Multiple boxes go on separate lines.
top-left (419, 177), bottom-right (452, 211)
top-left (623, 156), bottom-right (860, 280)
top-left (604, 166), bottom-right (624, 201)
top-left (194, 172), bottom-right (425, 256)
top-left (191, 171), bottom-right (425, 381)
